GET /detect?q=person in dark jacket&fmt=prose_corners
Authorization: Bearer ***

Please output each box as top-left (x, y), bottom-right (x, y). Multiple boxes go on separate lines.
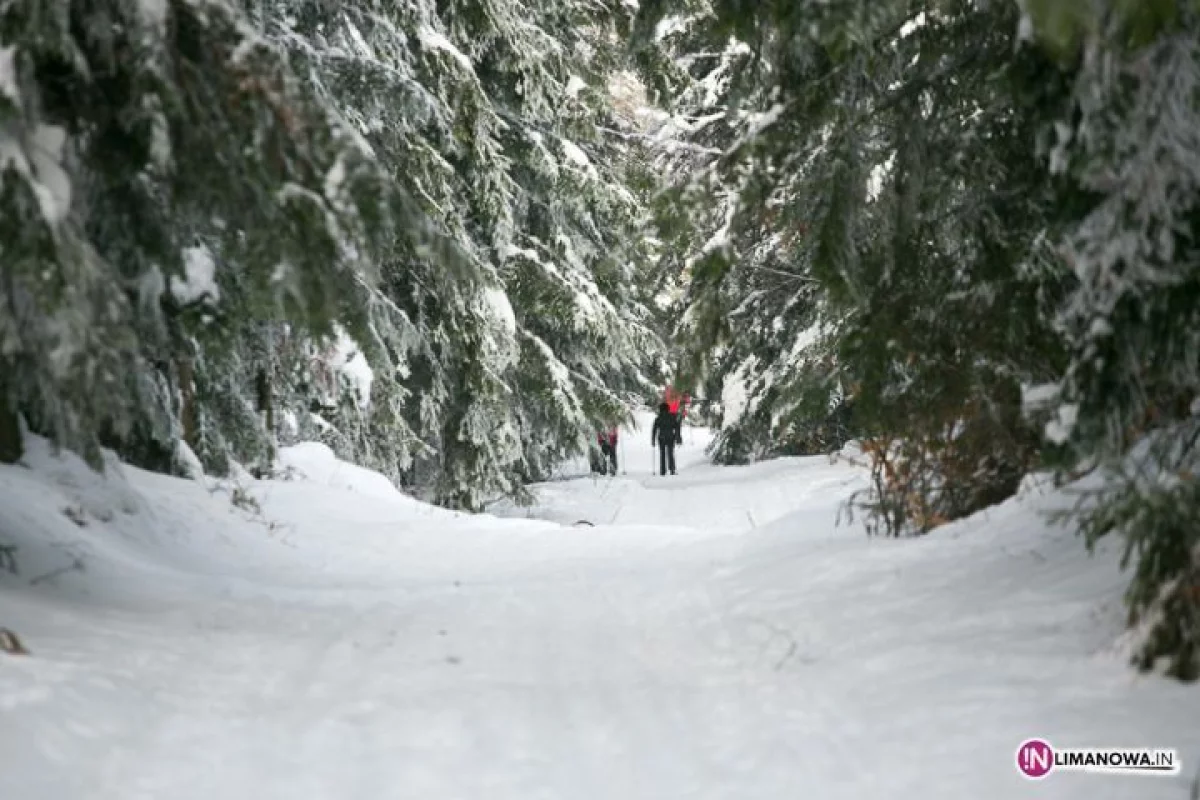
top-left (597, 427), bottom-right (618, 475)
top-left (651, 402), bottom-right (678, 476)
top-left (663, 386), bottom-right (689, 445)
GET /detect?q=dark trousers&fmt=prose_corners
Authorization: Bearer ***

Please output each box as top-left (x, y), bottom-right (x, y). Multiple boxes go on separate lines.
top-left (600, 442), bottom-right (617, 473)
top-left (658, 442), bottom-right (676, 475)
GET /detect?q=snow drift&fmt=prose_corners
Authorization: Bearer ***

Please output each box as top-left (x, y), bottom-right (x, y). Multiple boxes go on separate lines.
top-left (0, 423), bottom-right (1196, 800)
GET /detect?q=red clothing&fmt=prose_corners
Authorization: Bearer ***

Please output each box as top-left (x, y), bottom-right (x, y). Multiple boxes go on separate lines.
top-left (664, 386), bottom-right (681, 414)
top-left (597, 428), bottom-right (618, 447)
top-left (664, 387), bottom-right (689, 417)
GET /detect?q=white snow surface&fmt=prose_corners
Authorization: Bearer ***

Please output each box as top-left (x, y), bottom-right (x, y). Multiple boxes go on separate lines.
top-left (1, 415), bottom-right (1197, 799)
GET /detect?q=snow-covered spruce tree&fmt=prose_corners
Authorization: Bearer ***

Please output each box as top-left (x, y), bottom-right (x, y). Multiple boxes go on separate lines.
top-left (635, 4), bottom-right (846, 464)
top-left (638, 0), bottom-right (1200, 678)
top-left (397, 0), bottom-right (665, 504)
top-left (0, 0), bottom-right (408, 477)
top-left (469, 0), bottom-right (666, 483)
top-left (634, 0), bottom-right (1070, 531)
top-left (251, 0), bottom-right (664, 508)
top-left (819, 5), bottom-right (1072, 535)
top-left (1021, 0), bottom-right (1200, 680)
top-left (244, 0), bottom-right (500, 500)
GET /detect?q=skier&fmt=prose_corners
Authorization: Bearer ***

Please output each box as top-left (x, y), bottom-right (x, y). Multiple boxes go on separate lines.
top-left (597, 426), bottom-right (619, 475)
top-left (665, 386), bottom-right (681, 416)
top-left (651, 402), bottom-right (678, 476)
top-left (664, 386), bottom-right (688, 445)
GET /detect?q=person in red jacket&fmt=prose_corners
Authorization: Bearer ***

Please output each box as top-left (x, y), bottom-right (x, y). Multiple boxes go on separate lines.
top-left (665, 386), bottom-right (680, 415)
top-left (596, 426), bottom-right (618, 475)
top-left (664, 386), bottom-right (688, 445)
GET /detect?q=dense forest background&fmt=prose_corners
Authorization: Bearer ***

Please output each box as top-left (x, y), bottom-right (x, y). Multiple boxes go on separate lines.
top-left (1, 0), bottom-right (1196, 678)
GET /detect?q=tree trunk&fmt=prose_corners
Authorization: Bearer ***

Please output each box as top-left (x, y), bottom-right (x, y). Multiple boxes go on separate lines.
top-left (256, 367), bottom-right (276, 475)
top-left (178, 356), bottom-right (197, 448)
top-left (0, 382), bottom-right (23, 464)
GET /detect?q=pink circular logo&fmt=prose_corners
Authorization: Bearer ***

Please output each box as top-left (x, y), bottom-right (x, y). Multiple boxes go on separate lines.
top-left (1016, 739), bottom-right (1055, 779)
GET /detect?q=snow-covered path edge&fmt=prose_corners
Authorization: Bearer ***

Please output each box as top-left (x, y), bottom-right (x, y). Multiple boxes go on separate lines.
top-left (0, 421), bottom-right (1197, 800)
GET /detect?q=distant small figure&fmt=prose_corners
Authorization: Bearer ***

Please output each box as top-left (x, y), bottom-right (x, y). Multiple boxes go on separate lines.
top-left (596, 427), bottom-right (618, 475)
top-left (651, 402), bottom-right (678, 476)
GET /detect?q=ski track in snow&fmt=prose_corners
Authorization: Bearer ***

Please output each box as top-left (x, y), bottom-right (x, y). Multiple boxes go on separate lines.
top-left (1, 415), bottom-right (1198, 799)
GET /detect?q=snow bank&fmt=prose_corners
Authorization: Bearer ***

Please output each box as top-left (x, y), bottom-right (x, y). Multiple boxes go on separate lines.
top-left (0, 435), bottom-right (259, 611)
top-left (498, 436), bottom-right (1200, 799)
top-left (0, 431), bottom-right (539, 618)
top-left (276, 441), bottom-right (406, 503)
top-left (1, 421), bottom-right (1196, 800)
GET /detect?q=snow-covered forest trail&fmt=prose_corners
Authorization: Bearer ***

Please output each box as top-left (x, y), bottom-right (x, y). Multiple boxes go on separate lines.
top-left (1, 417), bottom-right (1197, 800)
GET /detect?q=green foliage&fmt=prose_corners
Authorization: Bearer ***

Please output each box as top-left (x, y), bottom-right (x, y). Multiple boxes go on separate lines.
top-left (0, 0), bottom-right (393, 472)
top-left (1068, 430), bottom-right (1200, 680)
top-left (1039, 7), bottom-right (1200, 680)
top-left (635, 0), bottom-right (1200, 677)
top-left (1, 0), bottom-right (665, 515)
top-left (638, 0), bottom-right (1064, 489)
top-left (1024, 0), bottom-right (1193, 60)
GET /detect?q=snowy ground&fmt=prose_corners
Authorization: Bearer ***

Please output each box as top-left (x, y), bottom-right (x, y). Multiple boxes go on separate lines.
top-left (1, 414), bottom-right (1197, 799)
